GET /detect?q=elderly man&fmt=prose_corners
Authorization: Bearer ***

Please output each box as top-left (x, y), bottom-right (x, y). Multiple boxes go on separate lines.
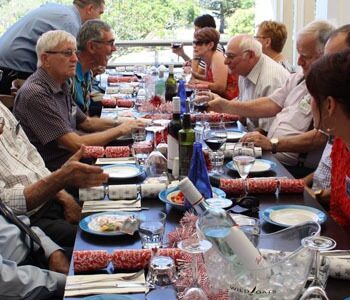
top-left (71, 19), bottom-right (116, 114)
top-left (0, 101), bottom-right (108, 248)
top-left (0, 0), bottom-right (105, 94)
top-left (14, 30), bottom-right (144, 172)
top-left (202, 20), bottom-right (335, 178)
top-left (226, 34), bottom-right (289, 133)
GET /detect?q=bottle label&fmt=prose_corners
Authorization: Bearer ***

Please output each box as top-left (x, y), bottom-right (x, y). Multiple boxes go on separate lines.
top-left (167, 135), bottom-right (179, 169)
top-left (179, 145), bottom-right (193, 176)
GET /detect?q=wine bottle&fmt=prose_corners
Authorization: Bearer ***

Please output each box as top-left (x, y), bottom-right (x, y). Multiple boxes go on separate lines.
top-left (167, 97), bottom-right (182, 172)
top-left (165, 64), bottom-right (177, 101)
top-left (155, 70), bottom-right (166, 101)
top-left (178, 177), bottom-right (264, 270)
top-left (178, 113), bottom-right (195, 178)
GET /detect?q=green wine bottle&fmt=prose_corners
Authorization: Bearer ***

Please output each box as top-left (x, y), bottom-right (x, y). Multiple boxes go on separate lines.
top-left (179, 113), bottom-right (195, 178)
top-left (165, 64), bottom-right (177, 101)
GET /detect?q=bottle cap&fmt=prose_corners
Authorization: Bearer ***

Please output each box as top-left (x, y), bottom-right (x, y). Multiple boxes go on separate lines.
top-left (178, 177), bottom-right (203, 206)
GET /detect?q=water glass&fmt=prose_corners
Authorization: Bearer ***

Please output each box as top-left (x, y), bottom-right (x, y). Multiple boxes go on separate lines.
top-left (146, 255), bottom-right (177, 287)
top-left (132, 141), bottom-right (152, 165)
top-left (132, 127), bottom-right (146, 142)
top-left (138, 211), bottom-right (166, 249)
top-left (209, 149), bottom-right (225, 174)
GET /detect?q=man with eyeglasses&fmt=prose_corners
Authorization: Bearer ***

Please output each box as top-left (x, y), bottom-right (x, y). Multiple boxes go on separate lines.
top-left (71, 19), bottom-right (116, 114)
top-left (14, 30), bottom-right (145, 173)
top-left (199, 20), bottom-right (335, 178)
top-left (0, 0), bottom-right (105, 95)
top-left (221, 34), bottom-right (289, 133)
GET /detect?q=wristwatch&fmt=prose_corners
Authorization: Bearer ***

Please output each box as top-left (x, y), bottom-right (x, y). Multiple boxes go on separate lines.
top-left (270, 137), bottom-right (279, 154)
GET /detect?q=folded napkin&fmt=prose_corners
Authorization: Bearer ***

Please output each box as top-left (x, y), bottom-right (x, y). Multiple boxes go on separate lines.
top-left (224, 143), bottom-right (262, 159)
top-left (79, 186), bottom-right (105, 201)
top-left (81, 199), bottom-right (141, 213)
top-left (328, 256), bottom-right (350, 280)
top-left (108, 184), bottom-right (138, 200)
top-left (220, 178), bottom-right (304, 195)
top-left (64, 272), bottom-right (146, 297)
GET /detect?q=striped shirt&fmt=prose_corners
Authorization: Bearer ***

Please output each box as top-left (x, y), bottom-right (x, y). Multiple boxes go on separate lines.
top-left (238, 54), bottom-right (290, 132)
top-left (13, 67), bottom-right (87, 171)
top-left (0, 102), bottom-right (51, 215)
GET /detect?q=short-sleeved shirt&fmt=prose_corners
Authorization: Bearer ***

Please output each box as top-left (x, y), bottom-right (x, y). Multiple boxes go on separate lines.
top-left (70, 61), bottom-right (93, 114)
top-left (13, 68), bottom-right (87, 171)
top-left (0, 4), bottom-right (81, 73)
top-left (238, 54), bottom-right (290, 132)
top-left (312, 141), bottom-right (332, 190)
top-left (267, 72), bottom-right (316, 166)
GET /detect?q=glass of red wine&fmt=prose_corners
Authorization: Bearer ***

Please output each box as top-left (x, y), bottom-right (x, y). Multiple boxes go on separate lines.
top-left (204, 122), bottom-right (227, 174)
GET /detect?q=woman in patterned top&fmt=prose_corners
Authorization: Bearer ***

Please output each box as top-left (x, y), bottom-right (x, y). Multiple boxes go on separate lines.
top-left (306, 49), bottom-right (350, 231)
top-left (190, 27), bottom-right (238, 100)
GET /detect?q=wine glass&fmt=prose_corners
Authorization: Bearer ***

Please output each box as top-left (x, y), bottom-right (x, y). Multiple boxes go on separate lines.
top-left (145, 124), bottom-right (168, 180)
top-left (191, 87), bottom-right (210, 113)
top-left (178, 236), bottom-right (212, 300)
top-left (299, 286), bottom-right (330, 300)
top-left (204, 122), bottom-right (227, 175)
top-left (302, 236), bottom-right (336, 289)
top-left (232, 142), bottom-right (256, 195)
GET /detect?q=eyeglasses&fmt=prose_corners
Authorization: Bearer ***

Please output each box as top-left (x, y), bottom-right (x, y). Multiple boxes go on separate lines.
top-left (223, 50), bottom-right (249, 60)
top-left (92, 39), bottom-right (115, 47)
top-left (45, 49), bottom-right (78, 57)
top-left (192, 40), bottom-right (210, 46)
top-left (254, 35), bottom-right (268, 39)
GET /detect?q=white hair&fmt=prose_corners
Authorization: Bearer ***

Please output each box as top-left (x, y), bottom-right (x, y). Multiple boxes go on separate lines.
top-left (36, 30), bottom-right (76, 68)
top-left (299, 20), bottom-right (336, 54)
top-left (238, 34), bottom-right (262, 57)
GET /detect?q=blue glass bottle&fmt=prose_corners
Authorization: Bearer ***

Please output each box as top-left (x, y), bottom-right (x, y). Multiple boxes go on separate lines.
top-left (177, 79), bottom-right (186, 114)
top-left (186, 142), bottom-right (213, 209)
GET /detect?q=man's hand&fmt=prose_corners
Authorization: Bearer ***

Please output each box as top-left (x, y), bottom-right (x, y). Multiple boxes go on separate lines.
top-left (240, 131), bottom-right (272, 151)
top-left (56, 191), bottom-right (81, 224)
top-left (48, 250), bottom-right (69, 274)
top-left (60, 146), bottom-right (109, 188)
top-left (116, 119), bottom-right (145, 136)
top-left (207, 93), bottom-right (229, 113)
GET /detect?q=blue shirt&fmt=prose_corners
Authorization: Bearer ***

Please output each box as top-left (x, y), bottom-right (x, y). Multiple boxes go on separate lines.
top-left (71, 61), bottom-right (92, 113)
top-left (0, 3), bottom-right (81, 73)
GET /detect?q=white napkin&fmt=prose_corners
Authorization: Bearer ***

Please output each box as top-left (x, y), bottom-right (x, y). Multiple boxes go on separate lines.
top-left (64, 272), bottom-right (146, 296)
top-left (224, 143), bottom-right (262, 159)
top-left (328, 256), bottom-right (350, 280)
top-left (82, 199), bottom-right (141, 213)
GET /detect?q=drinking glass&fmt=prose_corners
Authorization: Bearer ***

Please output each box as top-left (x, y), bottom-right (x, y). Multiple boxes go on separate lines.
top-left (145, 124), bottom-right (168, 178)
top-left (131, 141), bottom-right (153, 166)
top-left (204, 122), bottom-right (227, 174)
top-left (232, 142), bottom-right (256, 195)
top-left (138, 211), bottom-right (166, 249)
top-left (191, 88), bottom-right (210, 113)
top-left (178, 236), bottom-right (212, 300)
top-left (299, 286), bottom-right (330, 300)
top-left (302, 236), bottom-right (336, 288)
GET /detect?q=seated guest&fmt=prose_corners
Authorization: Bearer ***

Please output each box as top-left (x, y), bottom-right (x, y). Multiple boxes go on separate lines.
top-left (0, 201), bottom-right (68, 300)
top-left (255, 20), bottom-right (294, 72)
top-left (71, 19), bottom-right (116, 114)
top-left (190, 27), bottom-right (238, 99)
top-left (0, 104), bottom-right (108, 247)
top-left (172, 14), bottom-right (224, 79)
top-left (14, 30), bottom-right (145, 171)
top-left (224, 34), bottom-right (289, 132)
top-left (0, 0), bottom-right (105, 94)
top-left (199, 20), bottom-right (335, 178)
top-left (306, 49), bottom-right (350, 230)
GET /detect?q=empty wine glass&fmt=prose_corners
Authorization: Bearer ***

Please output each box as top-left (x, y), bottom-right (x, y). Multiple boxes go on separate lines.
top-left (302, 236), bottom-right (336, 289)
top-left (178, 236), bottom-right (212, 300)
top-left (204, 122), bottom-right (227, 175)
top-left (232, 142), bottom-right (256, 195)
top-left (299, 286), bottom-right (330, 300)
top-left (145, 124), bottom-right (168, 179)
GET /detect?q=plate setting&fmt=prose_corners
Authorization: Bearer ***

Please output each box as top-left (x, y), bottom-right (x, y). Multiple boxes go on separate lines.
top-left (79, 211), bottom-right (139, 236)
top-left (226, 130), bottom-right (245, 142)
top-left (262, 205), bottom-right (327, 227)
top-left (226, 158), bottom-right (276, 174)
top-left (158, 186), bottom-right (226, 210)
top-left (102, 164), bottom-right (143, 179)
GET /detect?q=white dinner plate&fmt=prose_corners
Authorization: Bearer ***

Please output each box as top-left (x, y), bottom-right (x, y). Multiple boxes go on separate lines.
top-left (226, 131), bottom-right (245, 141)
top-left (226, 159), bottom-right (276, 173)
top-left (102, 164), bottom-right (143, 179)
top-left (262, 205), bottom-right (327, 227)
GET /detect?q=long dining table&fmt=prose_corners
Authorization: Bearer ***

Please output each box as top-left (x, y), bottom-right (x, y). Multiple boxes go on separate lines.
top-left (64, 149), bottom-right (350, 300)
